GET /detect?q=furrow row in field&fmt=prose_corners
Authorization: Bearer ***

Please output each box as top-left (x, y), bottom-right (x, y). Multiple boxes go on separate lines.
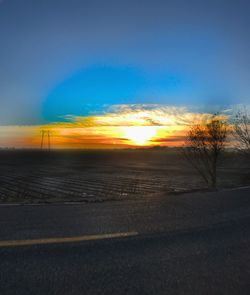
top-left (0, 179), bottom-right (160, 197)
top-left (0, 182), bottom-right (73, 199)
top-left (0, 177), bottom-right (150, 200)
top-left (0, 173), bottom-right (162, 194)
top-left (0, 176), bottom-right (129, 193)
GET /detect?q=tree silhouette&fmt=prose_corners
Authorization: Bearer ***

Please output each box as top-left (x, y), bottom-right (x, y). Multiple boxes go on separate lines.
top-left (183, 114), bottom-right (228, 189)
top-left (233, 108), bottom-right (250, 155)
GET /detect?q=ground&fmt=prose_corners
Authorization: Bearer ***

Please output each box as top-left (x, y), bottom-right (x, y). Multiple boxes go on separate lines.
top-left (0, 149), bottom-right (249, 203)
top-left (0, 150), bottom-right (250, 294)
top-left (0, 188), bottom-right (250, 294)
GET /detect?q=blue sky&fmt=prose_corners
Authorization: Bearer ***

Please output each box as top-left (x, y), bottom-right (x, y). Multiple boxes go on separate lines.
top-left (0, 0), bottom-right (250, 125)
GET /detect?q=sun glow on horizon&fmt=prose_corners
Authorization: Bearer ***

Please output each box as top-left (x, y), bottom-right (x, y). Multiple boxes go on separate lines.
top-left (122, 126), bottom-right (158, 146)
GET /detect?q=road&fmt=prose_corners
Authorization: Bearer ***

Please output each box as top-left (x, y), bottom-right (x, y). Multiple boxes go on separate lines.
top-left (0, 188), bottom-right (250, 294)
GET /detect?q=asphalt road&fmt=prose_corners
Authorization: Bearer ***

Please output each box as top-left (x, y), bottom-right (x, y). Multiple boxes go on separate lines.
top-left (1, 188), bottom-right (250, 294)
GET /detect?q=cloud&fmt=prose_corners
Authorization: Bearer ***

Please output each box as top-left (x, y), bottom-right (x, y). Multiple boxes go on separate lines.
top-left (151, 136), bottom-right (186, 143)
top-left (61, 104), bottom-right (202, 128)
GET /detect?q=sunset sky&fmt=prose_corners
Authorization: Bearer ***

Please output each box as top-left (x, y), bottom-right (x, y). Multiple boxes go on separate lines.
top-left (0, 0), bottom-right (250, 148)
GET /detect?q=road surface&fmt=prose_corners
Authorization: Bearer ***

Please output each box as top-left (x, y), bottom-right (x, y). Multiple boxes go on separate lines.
top-left (0, 188), bottom-right (250, 294)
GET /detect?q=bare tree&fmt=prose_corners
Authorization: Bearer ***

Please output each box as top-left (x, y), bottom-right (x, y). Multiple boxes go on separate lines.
top-left (233, 107), bottom-right (250, 155)
top-left (183, 114), bottom-right (228, 189)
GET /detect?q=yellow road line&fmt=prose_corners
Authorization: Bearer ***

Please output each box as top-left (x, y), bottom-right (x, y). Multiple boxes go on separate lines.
top-left (0, 231), bottom-right (138, 248)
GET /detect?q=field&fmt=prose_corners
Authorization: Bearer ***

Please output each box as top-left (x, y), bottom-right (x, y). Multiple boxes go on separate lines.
top-left (0, 149), bottom-right (249, 204)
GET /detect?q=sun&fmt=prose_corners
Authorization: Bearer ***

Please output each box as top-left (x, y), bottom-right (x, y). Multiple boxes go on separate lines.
top-left (122, 126), bottom-right (158, 146)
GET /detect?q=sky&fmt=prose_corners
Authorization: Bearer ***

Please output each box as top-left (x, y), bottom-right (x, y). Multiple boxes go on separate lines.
top-left (0, 0), bottom-right (250, 148)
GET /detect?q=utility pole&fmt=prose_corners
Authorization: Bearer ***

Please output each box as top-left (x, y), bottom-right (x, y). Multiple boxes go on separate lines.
top-left (40, 130), bottom-right (51, 151)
